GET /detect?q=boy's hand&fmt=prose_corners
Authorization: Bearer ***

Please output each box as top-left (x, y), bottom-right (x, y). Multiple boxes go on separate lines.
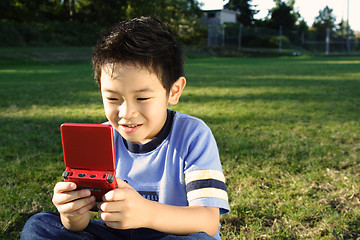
top-left (52, 182), bottom-right (96, 231)
top-left (97, 179), bottom-right (149, 229)
top-left (52, 182), bottom-right (96, 216)
top-left (97, 179), bottom-right (219, 236)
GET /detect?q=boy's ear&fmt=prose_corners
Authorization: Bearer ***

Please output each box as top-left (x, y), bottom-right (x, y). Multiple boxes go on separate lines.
top-left (168, 77), bottom-right (186, 105)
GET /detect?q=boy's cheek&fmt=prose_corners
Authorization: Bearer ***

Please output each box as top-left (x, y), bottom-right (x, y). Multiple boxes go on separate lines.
top-left (103, 105), bottom-right (117, 122)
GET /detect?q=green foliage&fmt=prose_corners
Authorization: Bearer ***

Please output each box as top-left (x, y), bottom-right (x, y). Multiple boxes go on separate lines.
top-left (267, 1), bottom-right (299, 31)
top-left (179, 24), bottom-right (207, 46)
top-left (313, 6), bottom-right (336, 30)
top-left (312, 6), bottom-right (337, 41)
top-left (0, 48), bottom-right (359, 239)
top-left (0, 0), bottom-right (203, 47)
top-left (0, 21), bottom-right (102, 47)
top-left (0, 0), bottom-right (202, 27)
top-left (75, 0), bottom-right (128, 26)
top-left (224, 0), bottom-right (258, 26)
top-left (0, 20), bottom-right (205, 47)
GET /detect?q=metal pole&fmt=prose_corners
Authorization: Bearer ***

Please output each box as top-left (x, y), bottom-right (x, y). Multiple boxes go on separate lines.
top-left (207, 25), bottom-right (211, 47)
top-left (221, 24), bottom-right (225, 47)
top-left (238, 24), bottom-right (242, 49)
top-left (279, 25), bottom-right (282, 53)
top-left (326, 28), bottom-right (330, 55)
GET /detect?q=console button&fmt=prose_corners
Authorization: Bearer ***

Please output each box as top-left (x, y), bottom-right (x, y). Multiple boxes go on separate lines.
top-left (62, 171), bottom-right (69, 180)
top-left (106, 174), bottom-right (114, 183)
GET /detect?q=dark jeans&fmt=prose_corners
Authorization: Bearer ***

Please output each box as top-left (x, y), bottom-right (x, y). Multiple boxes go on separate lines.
top-left (21, 212), bottom-right (217, 240)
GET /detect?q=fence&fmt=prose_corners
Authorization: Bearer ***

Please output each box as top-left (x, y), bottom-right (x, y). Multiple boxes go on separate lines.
top-left (207, 23), bottom-right (360, 55)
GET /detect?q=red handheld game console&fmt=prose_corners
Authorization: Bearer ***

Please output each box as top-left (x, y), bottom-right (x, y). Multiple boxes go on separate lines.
top-left (60, 123), bottom-right (118, 202)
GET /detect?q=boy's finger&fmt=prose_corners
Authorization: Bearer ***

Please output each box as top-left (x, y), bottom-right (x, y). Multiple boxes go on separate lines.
top-left (98, 201), bottom-right (121, 212)
top-left (78, 200), bottom-right (97, 215)
top-left (58, 196), bottom-right (96, 215)
top-left (103, 188), bottom-right (127, 202)
top-left (56, 189), bottom-right (92, 204)
top-left (54, 182), bottom-right (77, 193)
top-left (99, 211), bottom-right (123, 223)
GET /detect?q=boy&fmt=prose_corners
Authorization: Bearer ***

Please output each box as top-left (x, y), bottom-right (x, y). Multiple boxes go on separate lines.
top-left (21, 17), bottom-right (229, 240)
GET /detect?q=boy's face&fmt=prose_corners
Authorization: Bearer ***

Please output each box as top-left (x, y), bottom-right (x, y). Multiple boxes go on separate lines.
top-left (100, 63), bottom-right (175, 144)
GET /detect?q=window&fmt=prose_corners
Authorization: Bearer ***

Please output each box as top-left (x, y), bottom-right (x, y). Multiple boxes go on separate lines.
top-left (207, 12), bottom-right (215, 18)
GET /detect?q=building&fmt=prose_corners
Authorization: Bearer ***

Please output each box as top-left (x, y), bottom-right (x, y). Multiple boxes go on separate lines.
top-left (201, 9), bottom-right (239, 27)
top-left (200, 9), bottom-right (240, 46)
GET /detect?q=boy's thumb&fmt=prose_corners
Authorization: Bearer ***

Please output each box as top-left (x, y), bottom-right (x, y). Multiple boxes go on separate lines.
top-left (116, 177), bottom-right (131, 189)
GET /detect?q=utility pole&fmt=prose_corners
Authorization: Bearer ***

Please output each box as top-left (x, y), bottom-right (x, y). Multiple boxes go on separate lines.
top-left (346, 0), bottom-right (350, 52)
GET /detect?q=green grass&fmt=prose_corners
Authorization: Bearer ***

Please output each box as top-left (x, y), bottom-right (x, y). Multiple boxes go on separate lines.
top-left (1, 48), bottom-right (359, 239)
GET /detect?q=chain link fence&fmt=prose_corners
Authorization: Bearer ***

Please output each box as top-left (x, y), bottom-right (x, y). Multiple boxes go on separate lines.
top-left (206, 23), bottom-right (360, 55)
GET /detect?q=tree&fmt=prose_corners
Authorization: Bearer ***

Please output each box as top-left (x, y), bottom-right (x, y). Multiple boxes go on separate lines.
top-left (312, 6), bottom-right (336, 40)
top-left (125, 0), bottom-right (202, 40)
top-left (126, 0), bottom-right (201, 24)
top-left (333, 19), bottom-right (354, 41)
top-left (1, 0), bottom-right (201, 27)
top-left (267, 0), bottom-right (298, 31)
top-left (0, 0), bottom-right (76, 22)
top-left (313, 6), bottom-right (336, 30)
top-left (0, 0), bottom-right (55, 22)
top-left (0, 0), bottom-right (205, 46)
top-left (0, 0), bottom-right (16, 21)
top-left (224, 0), bottom-right (258, 26)
top-left (75, 0), bottom-right (128, 25)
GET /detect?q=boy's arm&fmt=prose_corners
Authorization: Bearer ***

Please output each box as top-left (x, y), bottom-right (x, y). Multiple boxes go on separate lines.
top-left (98, 179), bottom-right (220, 236)
top-left (52, 182), bottom-right (96, 231)
top-left (144, 202), bottom-right (220, 236)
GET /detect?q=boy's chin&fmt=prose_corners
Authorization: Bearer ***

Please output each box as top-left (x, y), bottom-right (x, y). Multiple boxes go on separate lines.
top-left (121, 134), bottom-right (151, 145)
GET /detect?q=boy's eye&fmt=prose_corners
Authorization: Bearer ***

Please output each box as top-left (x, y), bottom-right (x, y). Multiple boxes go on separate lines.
top-left (137, 97), bottom-right (150, 101)
top-left (107, 97), bottom-right (119, 101)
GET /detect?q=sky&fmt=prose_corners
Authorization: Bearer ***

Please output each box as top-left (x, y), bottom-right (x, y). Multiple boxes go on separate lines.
top-left (199, 0), bottom-right (360, 32)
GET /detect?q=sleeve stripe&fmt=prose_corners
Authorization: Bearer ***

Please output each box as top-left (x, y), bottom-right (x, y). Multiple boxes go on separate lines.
top-left (185, 170), bottom-right (225, 184)
top-left (186, 179), bottom-right (227, 193)
top-left (187, 188), bottom-right (229, 202)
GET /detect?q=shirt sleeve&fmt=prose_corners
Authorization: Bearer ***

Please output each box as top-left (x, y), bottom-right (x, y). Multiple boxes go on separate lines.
top-left (182, 119), bottom-right (230, 215)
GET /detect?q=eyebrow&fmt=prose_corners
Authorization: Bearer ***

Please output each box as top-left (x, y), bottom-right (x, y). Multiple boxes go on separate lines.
top-left (133, 88), bottom-right (154, 93)
top-left (101, 89), bottom-right (117, 93)
top-left (101, 88), bottom-right (155, 93)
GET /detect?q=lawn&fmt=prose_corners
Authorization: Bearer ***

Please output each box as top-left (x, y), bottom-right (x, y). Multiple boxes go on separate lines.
top-left (0, 48), bottom-right (359, 239)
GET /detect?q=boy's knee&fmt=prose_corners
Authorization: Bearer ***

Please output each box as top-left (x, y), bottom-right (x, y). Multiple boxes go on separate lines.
top-left (26, 212), bottom-right (60, 226)
top-left (21, 212), bottom-right (62, 239)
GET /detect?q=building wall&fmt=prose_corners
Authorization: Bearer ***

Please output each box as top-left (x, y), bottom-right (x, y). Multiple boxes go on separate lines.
top-left (201, 9), bottom-right (238, 27)
top-left (219, 10), bottom-right (237, 25)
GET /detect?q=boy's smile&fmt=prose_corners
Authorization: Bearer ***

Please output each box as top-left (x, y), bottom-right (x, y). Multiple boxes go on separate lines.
top-left (100, 63), bottom-right (172, 145)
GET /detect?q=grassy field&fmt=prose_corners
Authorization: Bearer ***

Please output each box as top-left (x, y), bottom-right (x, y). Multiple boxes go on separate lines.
top-left (0, 48), bottom-right (359, 239)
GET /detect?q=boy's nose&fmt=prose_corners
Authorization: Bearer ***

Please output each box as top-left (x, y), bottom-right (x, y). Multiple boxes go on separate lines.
top-left (118, 101), bottom-right (137, 119)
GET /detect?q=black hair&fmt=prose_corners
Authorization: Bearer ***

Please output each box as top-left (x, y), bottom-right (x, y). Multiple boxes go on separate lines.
top-left (92, 17), bottom-right (184, 93)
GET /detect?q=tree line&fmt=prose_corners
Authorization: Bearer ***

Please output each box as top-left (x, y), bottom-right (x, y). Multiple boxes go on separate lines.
top-left (0, 0), bottom-right (356, 49)
top-left (225, 0), bottom-right (356, 47)
top-left (1, 0), bottom-right (201, 25)
top-left (0, 0), bottom-right (204, 46)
